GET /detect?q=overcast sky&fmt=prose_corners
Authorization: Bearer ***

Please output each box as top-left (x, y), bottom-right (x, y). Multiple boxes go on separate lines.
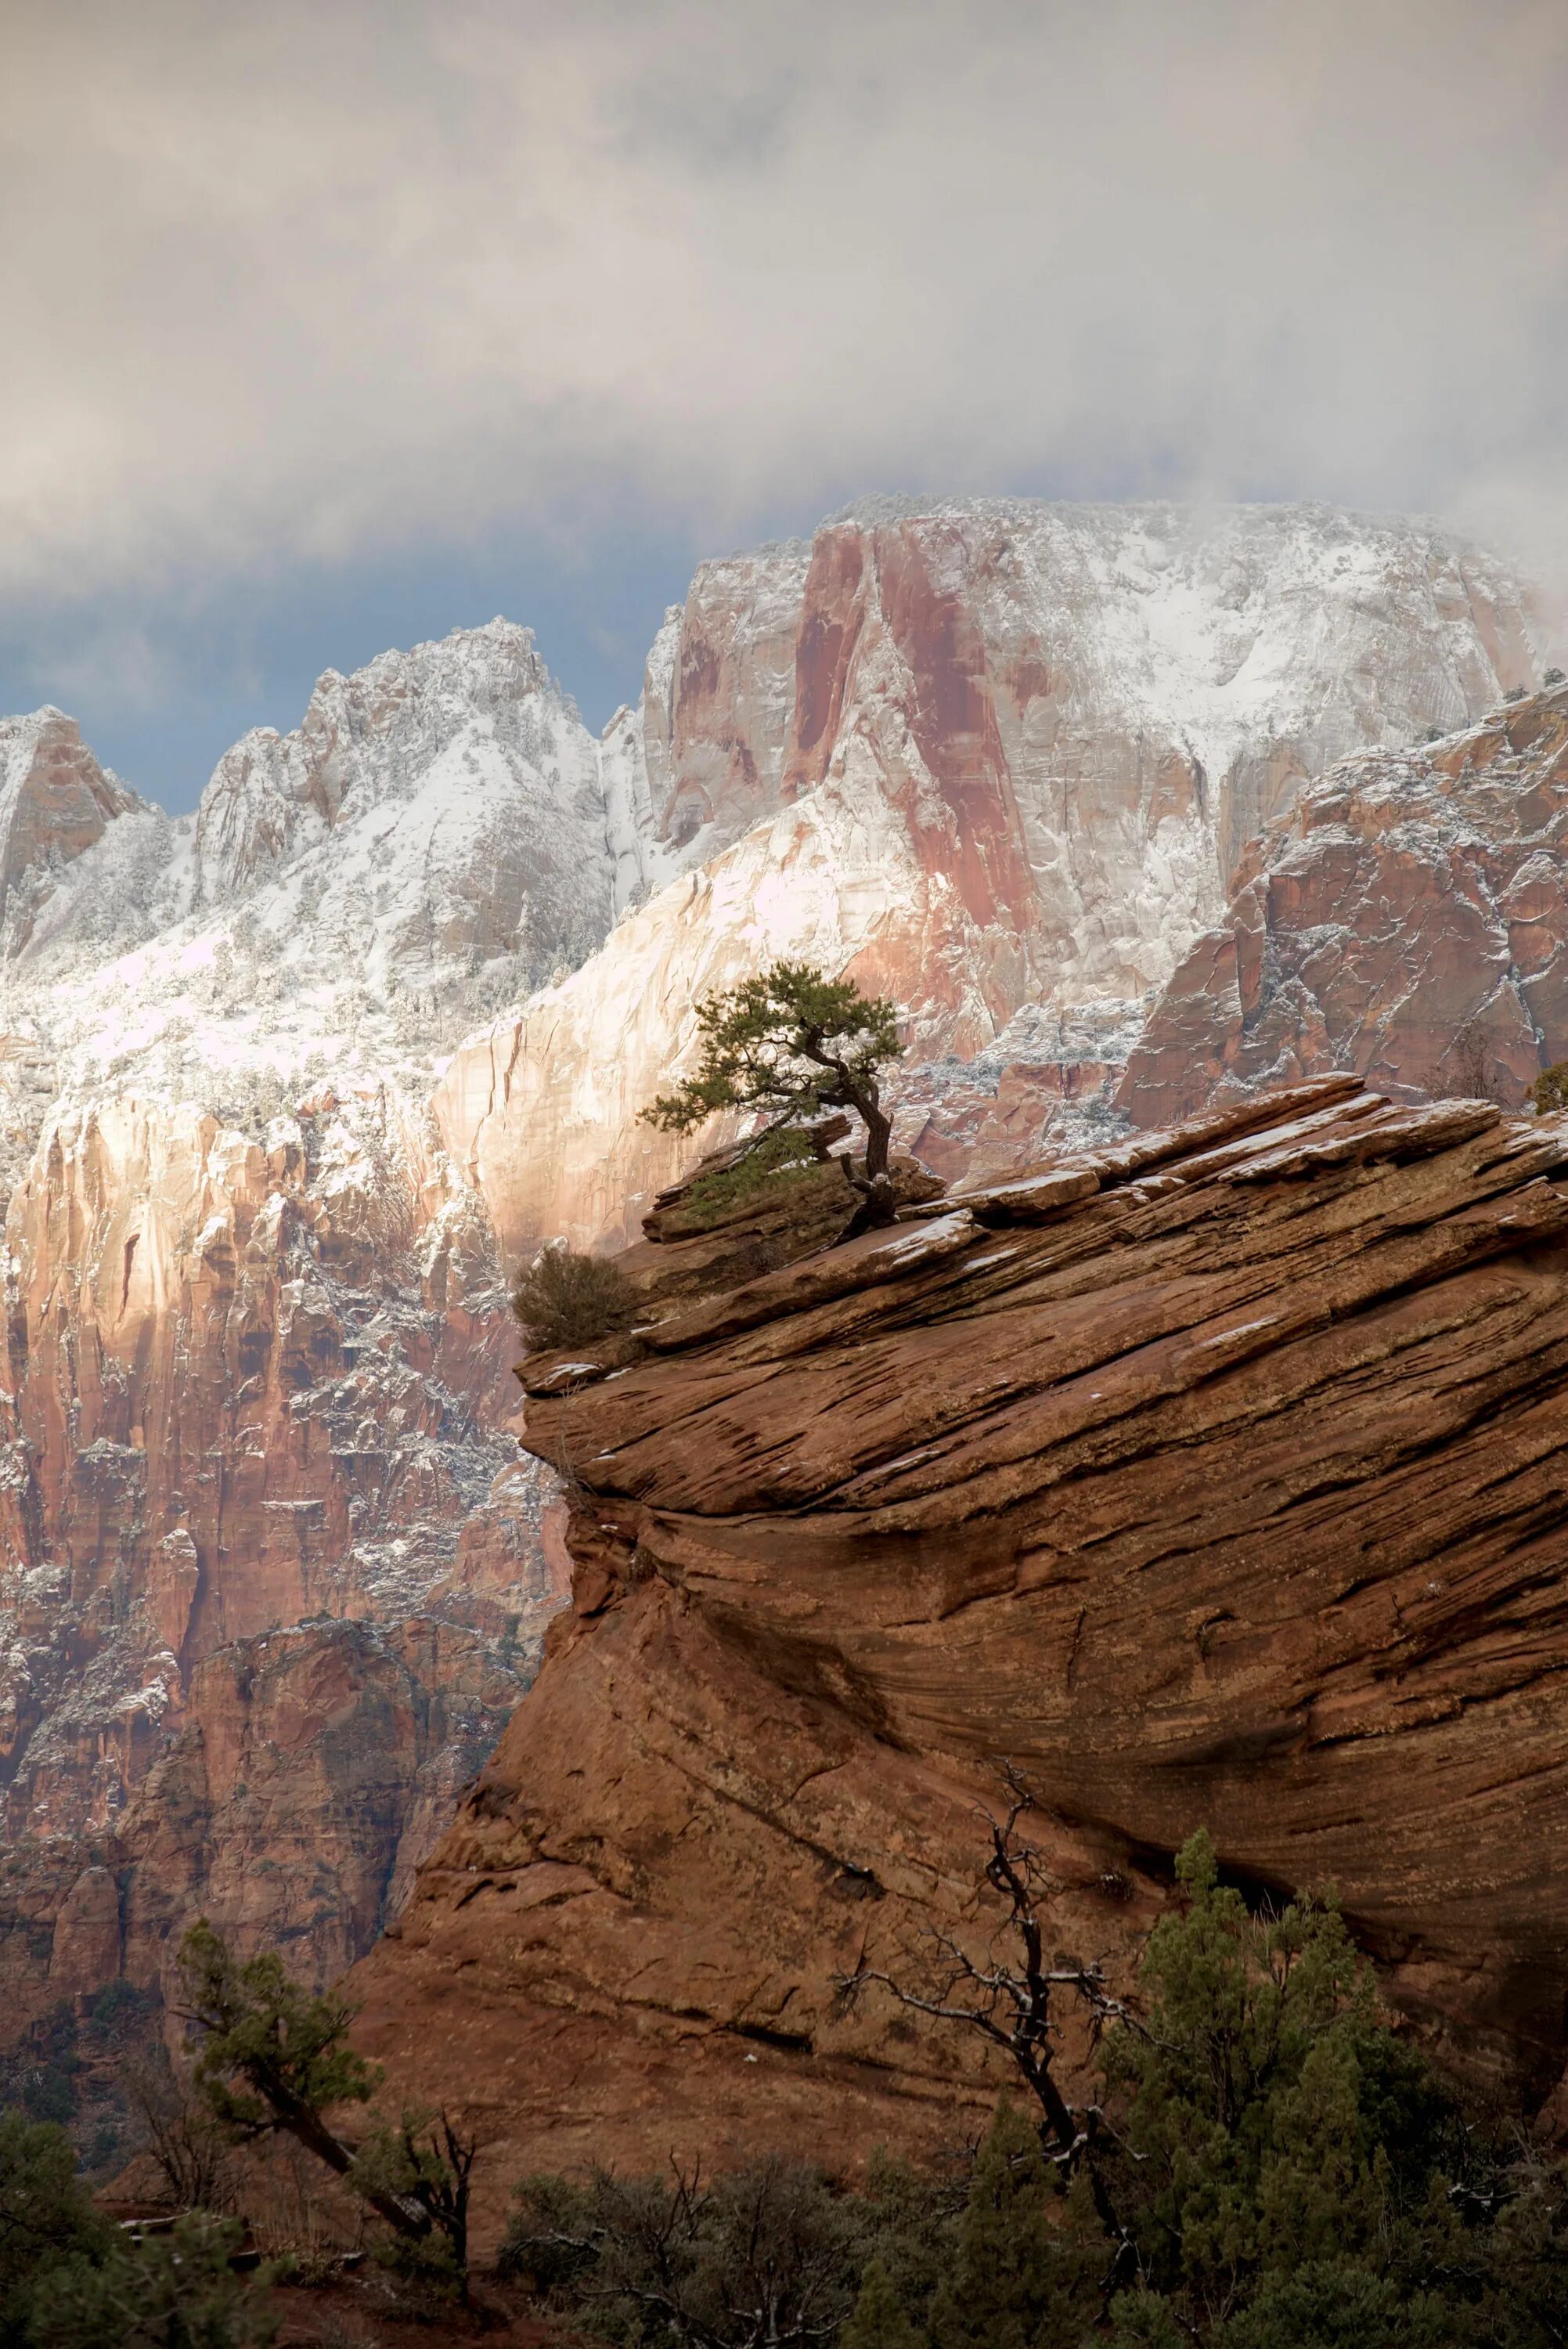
top-left (5, 0), bottom-right (1567, 807)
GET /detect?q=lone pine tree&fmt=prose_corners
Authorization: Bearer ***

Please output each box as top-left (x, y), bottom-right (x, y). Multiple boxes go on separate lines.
top-left (644, 961), bottom-right (904, 1233)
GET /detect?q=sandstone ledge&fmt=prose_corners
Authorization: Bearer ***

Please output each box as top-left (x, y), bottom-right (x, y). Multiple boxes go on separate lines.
top-left (351, 1079), bottom-right (1568, 2221)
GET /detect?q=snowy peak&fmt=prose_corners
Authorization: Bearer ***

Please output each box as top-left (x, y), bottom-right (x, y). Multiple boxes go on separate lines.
top-left (0, 707), bottom-right (143, 951)
top-left (192, 618), bottom-right (592, 903)
top-left (0, 619), bottom-right (637, 1131)
top-left (654, 498), bottom-right (1548, 878)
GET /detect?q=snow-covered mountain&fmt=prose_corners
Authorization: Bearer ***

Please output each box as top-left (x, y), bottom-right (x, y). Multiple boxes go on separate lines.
top-left (0, 498), bottom-right (1555, 2059)
top-left (438, 499), bottom-right (1552, 1250)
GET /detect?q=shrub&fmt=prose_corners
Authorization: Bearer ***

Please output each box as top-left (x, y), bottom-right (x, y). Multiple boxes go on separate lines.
top-left (510, 1245), bottom-right (639, 1352)
top-left (1504, 684), bottom-right (1527, 703)
top-left (0, 2110), bottom-right (110, 2347)
top-left (1533, 1062), bottom-right (1568, 1116)
top-left (503, 2156), bottom-right (866, 2347)
top-left (32, 2214), bottom-right (275, 2349)
top-left (1546, 666), bottom-right (1566, 687)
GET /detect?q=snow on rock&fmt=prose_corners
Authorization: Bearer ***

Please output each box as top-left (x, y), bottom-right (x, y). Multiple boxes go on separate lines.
top-left (0, 708), bottom-right (146, 954)
top-left (1121, 679), bottom-right (1568, 1124)
top-left (440, 498), bottom-right (1553, 1250)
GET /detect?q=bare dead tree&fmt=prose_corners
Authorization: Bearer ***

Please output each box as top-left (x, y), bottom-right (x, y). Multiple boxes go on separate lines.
top-left (124, 2055), bottom-right (237, 2214)
top-left (838, 1766), bottom-right (1139, 2271)
top-left (506, 2154), bottom-right (860, 2349)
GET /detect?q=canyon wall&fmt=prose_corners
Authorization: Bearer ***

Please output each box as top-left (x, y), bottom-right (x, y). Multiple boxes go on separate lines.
top-left (1123, 681), bottom-right (1568, 1124)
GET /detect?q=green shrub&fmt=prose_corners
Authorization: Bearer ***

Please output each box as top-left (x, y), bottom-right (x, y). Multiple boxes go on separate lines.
top-left (510, 1245), bottom-right (638, 1352)
top-left (1504, 684), bottom-right (1527, 702)
top-left (1532, 1062), bottom-right (1568, 1116)
top-left (1545, 666), bottom-right (1565, 687)
top-left (0, 2110), bottom-right (111, 2347)
top-left (32, 2214), bottom-right (275, 2349)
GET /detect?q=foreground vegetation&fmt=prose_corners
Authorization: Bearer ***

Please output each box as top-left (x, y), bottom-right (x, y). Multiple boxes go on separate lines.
top-left (3, 1829), bottom-right (1566, 2344)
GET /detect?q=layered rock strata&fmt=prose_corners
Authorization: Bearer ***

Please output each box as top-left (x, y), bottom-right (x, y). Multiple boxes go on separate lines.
top-left (355, 1077), bottom-right (1568, 2219)
top-left (0, 504), bottom-right (1555, 2058)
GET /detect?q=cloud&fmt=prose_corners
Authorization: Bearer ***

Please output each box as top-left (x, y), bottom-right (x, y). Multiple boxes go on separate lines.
top-left (4, 0), bottom-right (1568, 602)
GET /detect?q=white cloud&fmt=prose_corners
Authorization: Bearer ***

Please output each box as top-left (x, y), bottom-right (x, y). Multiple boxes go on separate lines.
top-left (3, 0), bottom-right (1567, 597)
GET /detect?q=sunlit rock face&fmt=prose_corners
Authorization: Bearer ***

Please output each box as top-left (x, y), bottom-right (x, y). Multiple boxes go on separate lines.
top-left (0, 623), bottom-right (605, 2015)
top-left (438, 499), bottom-right (1545, 1251)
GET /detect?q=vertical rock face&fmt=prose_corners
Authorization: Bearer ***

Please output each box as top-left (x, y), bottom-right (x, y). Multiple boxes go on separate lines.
top-left (438, 501), bottom-right (1547, 1251)
top-left (0, 624), bottom-right (612, 2022)
top-left (1121, 683), bottom-right (1568, 1126)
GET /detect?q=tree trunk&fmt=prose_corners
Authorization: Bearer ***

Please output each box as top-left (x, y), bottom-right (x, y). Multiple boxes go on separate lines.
top-left (860, 1097), bottom-right (892, 1183)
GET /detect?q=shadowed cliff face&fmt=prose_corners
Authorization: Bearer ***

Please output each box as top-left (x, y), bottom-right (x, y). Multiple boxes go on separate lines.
top-left (351, 1076), bottom-right (1568, 2221)
top-left (1122, 684), bottom-right (1568, 1125)
top-left (0, 1614), bottom-right (535, 2059)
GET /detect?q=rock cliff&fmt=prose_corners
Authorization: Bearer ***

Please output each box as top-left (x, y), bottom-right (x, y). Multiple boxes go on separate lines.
top-left (0, 623), bottom-right (604, 2023)
top-left (351, 1077), bottom-right (1568, 2220)
top-left (1123, 680), bottom-right (1568, 1124)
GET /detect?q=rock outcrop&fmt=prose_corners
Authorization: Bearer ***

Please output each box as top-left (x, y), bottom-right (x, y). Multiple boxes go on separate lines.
top-left (354, 1077), bottom-right (1568, 2221)
top-left (1123, 682), bottom-right (1568, 1126)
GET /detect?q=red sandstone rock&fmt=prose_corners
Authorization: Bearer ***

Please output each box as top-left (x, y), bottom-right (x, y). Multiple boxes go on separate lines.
top-left (46, 1864), bottom-right (121, 2002)
top-left (438, 503), bottom-right (1543, 1254)
top-left (0, 1615), bottom-right (526, 2051)
top-left (352, 1081), bottom-right (1568, 2228)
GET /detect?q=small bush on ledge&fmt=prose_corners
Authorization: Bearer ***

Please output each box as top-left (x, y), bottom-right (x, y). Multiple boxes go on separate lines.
top-left (1533, 1063), bottom-right (1568, 1117)
top-left (510, 1246), bottom-right (639, 1353)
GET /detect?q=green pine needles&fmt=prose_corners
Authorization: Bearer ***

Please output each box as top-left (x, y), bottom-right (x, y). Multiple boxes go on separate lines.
top-left (644, 961), bottom-right (904, 1231)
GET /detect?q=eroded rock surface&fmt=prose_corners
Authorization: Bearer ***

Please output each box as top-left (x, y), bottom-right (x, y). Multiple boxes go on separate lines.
top-left (355, 1077), bottom-right (1568, 2214)
top-left (0, 1614), bottom-right (532, 2049)
top-left (1123, 683), bottom-right (1568, 1124)
top-left (0, 506), bottom-right (1557, 2076)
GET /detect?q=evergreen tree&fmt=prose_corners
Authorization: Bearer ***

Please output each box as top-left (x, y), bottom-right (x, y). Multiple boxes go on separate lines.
top-left (31, 2215), bottom-right (274, 2349)
top-left (929, 2101), bottom-right (1098, 2349)
top-left (1101, 1832), bottom-right (1461, 2340)
top-left (0, 2112), bottom-right (112, 2349)
top-left (643, 961), bottom-right (904, 1231)
top-left (840, 2257), bottom-right (923, 2349)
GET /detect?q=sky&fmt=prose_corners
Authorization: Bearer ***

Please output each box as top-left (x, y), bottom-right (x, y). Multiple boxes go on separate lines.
top-left (4, 0), bottom-right (1568, 810)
